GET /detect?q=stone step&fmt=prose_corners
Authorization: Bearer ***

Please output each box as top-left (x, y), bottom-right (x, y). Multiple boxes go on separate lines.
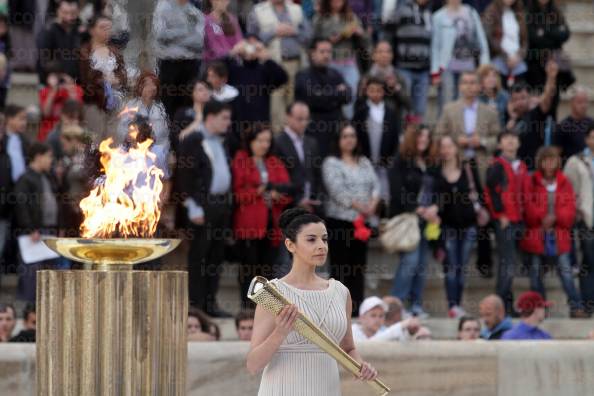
top-left (212, 317), bottom-right (594, 340)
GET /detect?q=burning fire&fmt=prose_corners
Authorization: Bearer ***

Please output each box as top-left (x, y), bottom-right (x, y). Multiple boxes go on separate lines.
top-left (79, 127), bottom-right (164, 239)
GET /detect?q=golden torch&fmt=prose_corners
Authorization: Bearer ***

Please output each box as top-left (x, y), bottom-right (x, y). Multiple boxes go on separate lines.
top-left (248, 276), bottom-right (391, 395)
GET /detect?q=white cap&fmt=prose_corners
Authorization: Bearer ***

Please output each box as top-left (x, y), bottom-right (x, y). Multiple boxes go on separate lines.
top-left (359, 296), bottom-right (388, 317)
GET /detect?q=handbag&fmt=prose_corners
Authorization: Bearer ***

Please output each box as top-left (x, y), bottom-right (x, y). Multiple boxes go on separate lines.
top-left (464, 162), bottom-right (490, 227)
top-left (379, 212), bottom-right (420, 253)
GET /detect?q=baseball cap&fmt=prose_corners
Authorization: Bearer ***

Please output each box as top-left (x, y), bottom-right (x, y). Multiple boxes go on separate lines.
top-left (359, 296), bottom-right (388, 317)
top-left (516, 291), bottom-right (553, 314)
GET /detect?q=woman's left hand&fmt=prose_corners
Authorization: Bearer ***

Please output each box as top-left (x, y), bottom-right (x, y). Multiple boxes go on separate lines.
top-left (358, 361), bottom-right (378, 381)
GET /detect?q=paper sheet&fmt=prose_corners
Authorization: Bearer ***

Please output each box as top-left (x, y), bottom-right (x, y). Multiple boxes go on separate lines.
top-left (18, 235), bottom-right (59, 264)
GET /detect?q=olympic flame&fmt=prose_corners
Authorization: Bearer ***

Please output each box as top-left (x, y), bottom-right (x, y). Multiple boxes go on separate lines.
top-left (79, 122), bottom-right (164, 238)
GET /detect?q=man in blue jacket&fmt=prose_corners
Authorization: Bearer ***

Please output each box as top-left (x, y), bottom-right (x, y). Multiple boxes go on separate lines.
top-left (479, 294), bottom-right (513, 340)
top-left (502, 291), bottom-right (553, 340)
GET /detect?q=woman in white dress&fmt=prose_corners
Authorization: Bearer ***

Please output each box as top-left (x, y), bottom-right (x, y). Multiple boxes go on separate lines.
top-left (247, 208), bottom-right (378, 395)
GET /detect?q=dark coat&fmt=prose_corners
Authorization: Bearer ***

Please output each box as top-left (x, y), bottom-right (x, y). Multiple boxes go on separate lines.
top-left (14, 168), bottom-right (57, 235)
top-left (352, 99), bottom-right (401, 168)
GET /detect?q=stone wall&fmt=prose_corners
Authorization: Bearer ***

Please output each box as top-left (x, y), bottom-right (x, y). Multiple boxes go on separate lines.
top-left (3, 341), bottom-right (594, 396)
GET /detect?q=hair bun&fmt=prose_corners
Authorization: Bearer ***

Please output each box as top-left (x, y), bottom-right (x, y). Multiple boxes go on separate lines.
top-left (278, 207), bottom-right (310, 232)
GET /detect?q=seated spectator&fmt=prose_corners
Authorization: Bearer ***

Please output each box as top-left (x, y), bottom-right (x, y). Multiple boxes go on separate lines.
top-left (203, 0), bottom-right (243, 63)
top-left (235, 309), bottom-right (255, 341)
top-left (382, 295), bottom-right (404, 327)
top-left (501, 291), bottom-right (552, 340)
top-left (171, 79), bottom-right (212, 151)
top-left (521, 147), bottom-right (588, 318)
top-left (352, 296), bottom-right (421, 341)
top-left (458, 316), bottom-right (481, 341)
top-left (482, 0), bottom-right (528, 88)
top-left (363, 41), bottom-right (410, 114)
top-left (564, 123), bottom-right (594, 316)
top-left (46, 99), bottom-right (84, 162)
top-left (38, 66), bottom-right (83, 142)
top-left (9, 303), bottom-right (36, 342)
top-left (478, 64), bottom-right (509, 128)
top-left (381, 0), bottom-right (431, 118)
top-left (0, 303), bottom-right (16, 342)
top-left (412, 327), bottom-right (432, 341)
top-left (479, 294), bottom-right (513, 340)
top-left (206, 61), bottom-right (238, 103)
top-left (188, 307), bottom-right (220, 341)
top-left (14, 143), bottom-right (58, 303)
top-left (554, 87), bottom-right (593, 162)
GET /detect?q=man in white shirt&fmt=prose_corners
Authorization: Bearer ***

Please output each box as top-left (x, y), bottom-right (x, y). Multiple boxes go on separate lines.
top-left (351, 296), bottom-right (421, 341)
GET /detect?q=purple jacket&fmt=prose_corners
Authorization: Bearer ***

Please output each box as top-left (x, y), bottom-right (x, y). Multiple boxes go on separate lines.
top-left (203, 13), bottom-right (243, 63)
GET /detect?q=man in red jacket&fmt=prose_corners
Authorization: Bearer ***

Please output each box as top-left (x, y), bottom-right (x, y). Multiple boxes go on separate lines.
top-left (484, 130), bottom-right (527, 314)
top-left (521, 147), bottom-right (589, 318)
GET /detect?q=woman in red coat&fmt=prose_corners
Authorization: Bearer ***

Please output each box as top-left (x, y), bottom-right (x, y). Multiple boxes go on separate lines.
top-left (521, 147), bottom-right (586, 317)
top-left (232, 124), bottom-right (292, 307)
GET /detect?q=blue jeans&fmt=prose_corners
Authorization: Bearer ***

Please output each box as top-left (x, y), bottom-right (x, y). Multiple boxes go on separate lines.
top-left (578, 225), bottom-right (594, 313)
top-left (398, 68), bottom-right (430, 118)
top-left (444, 226), bottom-right (477, 308)
top-left (437, 70), bottom-right (461, 117)
top-left (494, 222), bottom-right (523, 314)
top-left (330, 61), bottom-right (360, 120)
top-left (529, 253), bottom-right (583, 311)
top-left (390, 237), bottom-right (429, 313)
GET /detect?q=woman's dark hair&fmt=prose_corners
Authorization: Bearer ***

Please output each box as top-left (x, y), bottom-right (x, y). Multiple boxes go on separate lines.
top-left (188, 307), bottom-right (221, 340)
top-left (279, 208), bottom-right (324, 242)
top-left (329, 122), bottom-right (362, 159)
top-left (27, 142), bottom-right (51, 162)
top-left (319, 0), bottom-right (354, 20)
top-left (88, 14), bottom-right (111, 30)
top-left (242, 122), bottom-right (273, 157)
top-left (458, 316), bottom-right (480, 332)
top-left (204, 0), bottom-right (237, 36)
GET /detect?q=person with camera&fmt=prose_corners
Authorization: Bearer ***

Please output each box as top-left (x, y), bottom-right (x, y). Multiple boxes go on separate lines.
top-left (38, 65), bottom-right (83, 142)
top-left (224, 36), bottom-right (288, 157)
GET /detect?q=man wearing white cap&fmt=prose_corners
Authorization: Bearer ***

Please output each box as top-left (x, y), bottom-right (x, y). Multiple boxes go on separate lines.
top-left (352, 296), bottom-right (421, 341)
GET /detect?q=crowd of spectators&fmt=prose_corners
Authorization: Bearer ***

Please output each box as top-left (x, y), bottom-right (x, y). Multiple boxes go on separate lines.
top-left (0, 0), bottom-right (593, 345)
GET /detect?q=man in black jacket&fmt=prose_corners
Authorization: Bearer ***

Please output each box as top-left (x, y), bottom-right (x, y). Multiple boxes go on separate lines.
top-left (14, 142), bottom-right (57, 302)
top-left (176, 100), bottom-right (233, 317)
top-left (274, 102), bottom-right (323, 213)
top-left (295, 38), bottom-right (351, 159)
top-left (353, 77), bottom-right (402, 216)
top-left (37, 0), bottom-right (81, 82)
top-left (1, 105), bottom-right (30, 276)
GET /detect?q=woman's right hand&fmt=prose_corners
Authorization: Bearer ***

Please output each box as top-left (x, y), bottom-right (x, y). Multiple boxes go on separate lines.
top-left (274, 304), bottom-right (299, 338)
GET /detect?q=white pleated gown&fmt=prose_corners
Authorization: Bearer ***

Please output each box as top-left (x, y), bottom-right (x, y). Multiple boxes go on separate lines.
top-left (257, 278), bottom-right (349, 396)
